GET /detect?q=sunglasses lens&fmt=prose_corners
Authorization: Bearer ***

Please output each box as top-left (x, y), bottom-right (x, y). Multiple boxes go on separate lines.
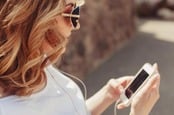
top-left (71, 7), bottom-right (80, 28)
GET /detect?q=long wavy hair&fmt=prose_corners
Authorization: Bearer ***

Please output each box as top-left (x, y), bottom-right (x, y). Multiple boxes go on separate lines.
top-left (0, 0), bottom-right (68, 96)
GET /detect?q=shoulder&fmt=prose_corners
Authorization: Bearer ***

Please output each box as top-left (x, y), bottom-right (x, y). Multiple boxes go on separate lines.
top-left (45, 65), bottom-right (72, 82)
top-left (0, 96), bottom-right (22, 115)
top-left (0, 103), bottom-right (3, 115)
top-left (45, 65), bottom-right (84, 97)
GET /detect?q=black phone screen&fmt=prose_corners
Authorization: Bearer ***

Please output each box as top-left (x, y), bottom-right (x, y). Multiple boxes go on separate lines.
top-left (125, 69), bottom-right (149, 99)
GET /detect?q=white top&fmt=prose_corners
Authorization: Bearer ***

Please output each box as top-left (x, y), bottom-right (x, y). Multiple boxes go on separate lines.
top-left (0, 65), bottom-right (90, 115)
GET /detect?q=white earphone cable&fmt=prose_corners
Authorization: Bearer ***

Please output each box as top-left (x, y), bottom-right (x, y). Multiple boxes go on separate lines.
top-left (59, 70), bottom-right (87, 100)
top-left (114, 99), bottom-right (121, 115)
top-left (59, 69), bottom-right (122, 115)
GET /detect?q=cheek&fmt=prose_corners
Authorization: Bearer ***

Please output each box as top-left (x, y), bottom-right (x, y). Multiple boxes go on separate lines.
top-left (41, 39), bottom-right (54, 54)
top-left (63, 17), bottom-right (72, 27)
top-left (56, 17), bottom-right (72, 37)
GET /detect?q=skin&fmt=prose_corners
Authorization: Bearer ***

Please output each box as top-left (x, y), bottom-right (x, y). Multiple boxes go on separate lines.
top-left (41, 1), bottom-right (161, 115)
top-left (41, 8), bottom-right (74, 54)
top-left (86, 64), bottom-right (160, 115)
top-left (0, 1), bottom-right (160, 115)
top-left (129, 64), bottom-right (160, 115)
top-left (0, 2), bottom-right (160, 113)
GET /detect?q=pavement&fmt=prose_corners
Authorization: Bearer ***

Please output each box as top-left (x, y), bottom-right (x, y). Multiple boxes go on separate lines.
top-left (84, 19), bottom-right (174, 115)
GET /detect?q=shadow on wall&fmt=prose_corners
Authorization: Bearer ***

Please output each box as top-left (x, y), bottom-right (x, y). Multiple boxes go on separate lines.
top-left (84, 31), bottom-right (174, 115)
top-left (56, 0), bottom-right (136, 79)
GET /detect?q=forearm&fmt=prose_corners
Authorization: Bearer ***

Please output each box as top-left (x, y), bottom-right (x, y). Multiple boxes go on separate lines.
top-left (86, 85), bottom-right (117, 115)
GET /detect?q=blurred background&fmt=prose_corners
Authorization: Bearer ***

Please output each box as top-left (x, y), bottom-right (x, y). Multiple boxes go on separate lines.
top-left (56, 0), bottom-right (174, 115)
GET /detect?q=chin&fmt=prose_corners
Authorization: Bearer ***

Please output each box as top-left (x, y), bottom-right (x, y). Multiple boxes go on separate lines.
top-left (64, 31), bottom-right (72, 38)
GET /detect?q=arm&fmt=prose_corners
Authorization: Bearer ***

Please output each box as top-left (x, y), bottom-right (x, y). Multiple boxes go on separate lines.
top-left (86, 63), bottom-right (160, 115)
top-left (130, 72), bottom-right (160, 115)
top-left (118, 63), bottom-right (160, 115)
top-left (86, 77), bottom-right (132, 115)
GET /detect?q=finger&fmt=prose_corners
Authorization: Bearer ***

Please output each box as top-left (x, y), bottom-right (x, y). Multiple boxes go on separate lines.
top-left (140, 73), bottom-right (160, 95)
top-left (117, 103), bottom-right (128, 109)
top-left (153, 63), bottom-right (159, 74)
top-left (151, 74), bottom-right (160, 94)
top-left (117, 76), bottom-right (134, 88)
top-left (151, 63), bottom-right (160, 91)
top-left (107, 77), bottom-right (133, 99)
top-left (108, 77), bottom-right (133, 89)
top-left (107, 79), bottom-right (124, 97)
top-left (150, 73), bottom-right (160, 89)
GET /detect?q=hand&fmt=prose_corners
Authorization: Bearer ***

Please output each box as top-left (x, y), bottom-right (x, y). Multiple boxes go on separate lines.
top-left (105, 76), bottom-right (133, 103)
top-left (86, 76), bottom-right (133, 115)
top-left (118, 63), bottom-right (160, 115)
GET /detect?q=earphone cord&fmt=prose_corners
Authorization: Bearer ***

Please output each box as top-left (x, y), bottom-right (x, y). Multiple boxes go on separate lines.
top-left (59, 70), bottom-right (121, 115)
top-left (114, 99), bottom-right (121, 115)
top-left (59, 70), bottom-right (87, 100)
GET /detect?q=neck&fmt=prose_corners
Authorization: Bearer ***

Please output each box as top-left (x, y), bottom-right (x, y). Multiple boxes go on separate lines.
top-left (0, 86), bottom-right (7, 98)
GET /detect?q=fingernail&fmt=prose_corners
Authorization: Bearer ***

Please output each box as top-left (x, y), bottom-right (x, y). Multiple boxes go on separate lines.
top-left (153, 63), bottom-right (157, 68)
top-left (155, 63), bottom-right (158, 69)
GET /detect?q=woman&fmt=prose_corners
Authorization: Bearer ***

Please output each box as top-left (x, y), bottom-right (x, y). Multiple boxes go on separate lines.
top-left (0, 0), bottom-right (160, 115)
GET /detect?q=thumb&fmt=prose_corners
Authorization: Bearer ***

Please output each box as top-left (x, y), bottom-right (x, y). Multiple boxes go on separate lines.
top-left (117, 102), bottom-right (128, 109)
top-left (153, 63), bottom-right (159, 74)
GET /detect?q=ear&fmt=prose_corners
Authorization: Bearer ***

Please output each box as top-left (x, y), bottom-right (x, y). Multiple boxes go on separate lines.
top-left (63, 3), bottom-right (74, 13)
top-left (57, 4), bottom-right (73, 22)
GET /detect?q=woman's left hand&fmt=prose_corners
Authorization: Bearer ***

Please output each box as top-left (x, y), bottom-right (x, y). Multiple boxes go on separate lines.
top-left (117, 63), bottom-right (160, 115)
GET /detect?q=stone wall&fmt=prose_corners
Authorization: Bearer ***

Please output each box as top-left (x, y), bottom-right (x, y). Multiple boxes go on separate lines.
top-left (56, 0), bottom-right (136, 79)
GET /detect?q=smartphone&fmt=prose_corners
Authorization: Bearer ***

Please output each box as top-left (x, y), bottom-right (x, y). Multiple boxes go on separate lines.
top-left (119, 63), bottom-right (155, 106)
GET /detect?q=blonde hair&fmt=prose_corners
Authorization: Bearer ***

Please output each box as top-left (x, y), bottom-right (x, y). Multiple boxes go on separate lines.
top-left (0, 0), bottom-right (68, 96)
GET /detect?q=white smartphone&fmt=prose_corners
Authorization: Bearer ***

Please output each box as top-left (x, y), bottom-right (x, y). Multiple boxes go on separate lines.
top-left (119, 63), bottom-right (155, 107)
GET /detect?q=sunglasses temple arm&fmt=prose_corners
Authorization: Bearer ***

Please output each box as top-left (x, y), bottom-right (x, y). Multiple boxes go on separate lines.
top-left (62, 13), bottom-right (80, 18)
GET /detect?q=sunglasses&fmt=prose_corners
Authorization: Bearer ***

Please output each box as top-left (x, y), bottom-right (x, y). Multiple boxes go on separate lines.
top-left (62, 6), bottom-right (80, 29)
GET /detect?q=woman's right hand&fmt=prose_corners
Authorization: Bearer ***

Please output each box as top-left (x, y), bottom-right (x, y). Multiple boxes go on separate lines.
top-left (118, 63), bottom-right (160, 115)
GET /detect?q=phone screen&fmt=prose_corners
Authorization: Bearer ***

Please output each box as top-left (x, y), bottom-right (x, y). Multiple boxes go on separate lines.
top-left (125, 69), bottom-right (149, 99)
